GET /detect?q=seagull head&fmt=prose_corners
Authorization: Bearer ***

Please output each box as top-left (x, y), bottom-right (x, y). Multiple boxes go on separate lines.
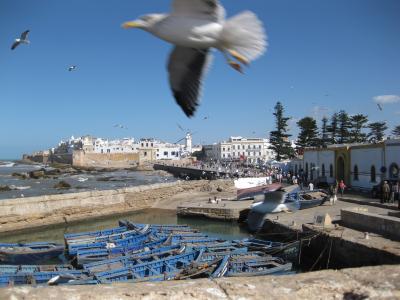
top-left (122, 14), bottom-right (165, 31)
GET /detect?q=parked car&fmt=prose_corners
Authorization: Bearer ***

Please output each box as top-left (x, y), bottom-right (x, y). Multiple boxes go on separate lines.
top-left (371, 179), bottom-right (398, 198)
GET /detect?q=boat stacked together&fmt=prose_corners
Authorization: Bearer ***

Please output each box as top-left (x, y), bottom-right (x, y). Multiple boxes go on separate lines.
top-left (0, 221), bottom-right (296, 287)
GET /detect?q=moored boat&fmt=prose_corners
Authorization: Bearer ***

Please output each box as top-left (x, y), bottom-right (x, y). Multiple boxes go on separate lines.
top-left (0, 242), bottom-right (64, 265)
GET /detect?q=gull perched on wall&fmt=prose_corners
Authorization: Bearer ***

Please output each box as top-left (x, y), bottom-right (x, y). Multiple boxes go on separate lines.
top-left (11, 30), bottom-right (30, 50)
top-left (122, 0), bottom-right (267, 117)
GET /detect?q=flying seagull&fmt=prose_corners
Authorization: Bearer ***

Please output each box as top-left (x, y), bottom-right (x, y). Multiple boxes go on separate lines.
top-left (122, 0), bottom-right (267, 117)
top-left (68, 65), bottom-right (77, 72)
top-left (11, 30), bottom-right (30, 50)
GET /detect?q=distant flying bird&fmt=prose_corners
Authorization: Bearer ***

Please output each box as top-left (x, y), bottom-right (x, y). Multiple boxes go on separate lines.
top-left (122, 0), bottom-right (267, 118)
top-left (11, 30), bottom-right (30, 50)
top-left (177, 123), bottom-right (185, 132)
top-left (68, 65), bottom-right (77, 72)
top-left (113, 124), bottom-right (128, 129)
top-left (377, 103), bottom-right (383, 111)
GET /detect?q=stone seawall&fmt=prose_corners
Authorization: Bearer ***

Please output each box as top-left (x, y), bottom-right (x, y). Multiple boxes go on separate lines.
top-left (72, 150), bottom-right (139, 169)
top-left (1, 265), bottom-right (399, 300)
top-left (0, 182), bottom-right (180, 234)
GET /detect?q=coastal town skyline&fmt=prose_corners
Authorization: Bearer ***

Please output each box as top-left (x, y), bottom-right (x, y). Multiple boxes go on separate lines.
top-left (1, 0), bottom-right (399, 158)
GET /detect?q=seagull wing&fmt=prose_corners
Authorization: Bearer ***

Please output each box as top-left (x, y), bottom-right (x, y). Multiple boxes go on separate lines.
top-left (20, 30), bottom-right (30, 40)
top-left (171, 0), bottom-right (225, 22)
top-left (11, 41), bottom-right (20, 50)
top-left (168, 46), bottom-right (212, 117)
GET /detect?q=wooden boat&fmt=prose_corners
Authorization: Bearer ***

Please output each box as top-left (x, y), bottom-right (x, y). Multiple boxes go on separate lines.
top-left (0, 242), bottom-right (64, 265)
top-left (0, 264), bottom-right (74, 274)
top-left (0, 270), bottom-right (95, 287)
top-left (64, 226), bottom-right (128, 243)
top-left (226, 259), bottom-right (292, 277)
top-left (68, 231), bottom-right (151, 256)
top-left (234, 238), bottom-right (300, 261)
top-left (83, 245), bottom-right (185, 274)
top-left (76, 237), bottom-right (173, 266)
top-left (94, 250), bottom-right (200, 282)
top-left (66, 228), bottom-right (149, 247)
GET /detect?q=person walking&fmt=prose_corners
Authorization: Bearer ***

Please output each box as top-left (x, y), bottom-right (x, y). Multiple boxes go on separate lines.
top-left (382, 181), bottom-right (390, 204)
top-left (339, 180), bottom-right (346, 197)
top-left (308, 181), bottom-right (314, 191)
top-left (329, 183), bottom-right (338, 205)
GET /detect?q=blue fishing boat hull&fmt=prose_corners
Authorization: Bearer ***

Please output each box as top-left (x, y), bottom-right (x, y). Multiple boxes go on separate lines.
top-left (0, 243), bottom-right (64, 265)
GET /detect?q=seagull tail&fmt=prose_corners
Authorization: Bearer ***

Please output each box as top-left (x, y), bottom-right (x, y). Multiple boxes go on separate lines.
top-left (220, 11), bottom-right (268, 62)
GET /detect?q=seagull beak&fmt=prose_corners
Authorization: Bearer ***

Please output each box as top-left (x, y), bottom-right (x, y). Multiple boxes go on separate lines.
top-left (122, 20), bottom-right (142, 29)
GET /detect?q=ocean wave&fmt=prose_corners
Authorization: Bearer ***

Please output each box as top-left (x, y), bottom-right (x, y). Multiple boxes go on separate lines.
top-left (0, 162), bottom-right (15, 168)
top-left (9, 185), bottom-right (31, 190)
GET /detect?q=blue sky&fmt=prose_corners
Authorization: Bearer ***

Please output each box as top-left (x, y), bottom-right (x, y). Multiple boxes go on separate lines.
top-left (1, 0), bottom-right (399, 159)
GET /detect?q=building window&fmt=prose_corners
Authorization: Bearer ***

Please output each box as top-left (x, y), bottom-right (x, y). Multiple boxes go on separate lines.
top-left (329, 164), bottom-right (333, 178)
top-left (371, 166), bottom-right (376, 182)
top-left (144, 151), bottom-right (147, 157)
top-left (164, 151), bottom-right (168, 156)
top-left (223, 147), bottom-right (225, 152)
top-left (353, 165), bottom-right (359, 181)
top-left (233, 145), bottom-right (236, 150)
top-left (389, 163), bottom-right (399, 179)
top-left (322, 164), bottom-right (325, 177)
top-left (223, 154), bottom-right (225, 158)
top-left (233, 152), bottom-right (236, 157)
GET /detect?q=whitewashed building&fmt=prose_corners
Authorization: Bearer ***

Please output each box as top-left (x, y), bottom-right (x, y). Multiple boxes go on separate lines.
top-left (295, 139), bottom-right (400, 190)
top-left (82, 136), bottom-right (138, 154)
top-left (204, 136), bottom-right (276, 164)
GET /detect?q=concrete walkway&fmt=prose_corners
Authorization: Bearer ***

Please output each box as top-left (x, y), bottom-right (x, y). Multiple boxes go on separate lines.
top-left (339, 191), bottom-right (399, 210)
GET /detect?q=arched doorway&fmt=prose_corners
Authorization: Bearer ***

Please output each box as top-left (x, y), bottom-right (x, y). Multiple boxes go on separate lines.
top-left (337, 156), bottom-right (345, 182)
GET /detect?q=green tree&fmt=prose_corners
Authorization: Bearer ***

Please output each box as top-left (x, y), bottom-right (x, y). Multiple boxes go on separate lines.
top-left (269, 102), bottom-right (294, 161)
top-left (296, 117), bottom-right (319, 151)
top-left (368, 121), bottom-right (388, 142)
top-left (320, 116), bottom-right (330, 147)
top-left (349, 114), bottom-right (368, 143)
top-left (327, 113), bottom-right (339, 144)
top-left (337, 110), bottom-right (351, 143)
top-left (392, 125), bottom-right (400, 138)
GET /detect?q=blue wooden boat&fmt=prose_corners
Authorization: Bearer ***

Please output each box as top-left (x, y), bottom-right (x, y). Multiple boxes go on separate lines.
top-left (226, 259), bottom-right (292, 277)
top-left (120, 221), bottom-right (195, 232)
top-left (76, 237), bottom-right (173, 266)
top-left (66, 229), bottom-right (149, 247)
top-left (234, 238), bottom-right (300, 261)
top-left (0, 264), bottom-right (74, 274)
top-left (68, 231), bottom-right (151, 256)
top-left (0, 242), bottom-right (64, 265)
top-left (64, 226), bottom-right (128, 242)
top-left (0, 270), bottom-right (94, 287)
top-left (94, 250), bottom-right (200, 282)
top-left (83, 245), bottom-right (185, 274)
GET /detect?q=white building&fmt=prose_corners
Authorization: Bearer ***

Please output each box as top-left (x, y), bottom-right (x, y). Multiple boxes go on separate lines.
top-left (82, 136), bottom-right (138, 154)
top-left (139, 138), bottom-right (183, 161)
top-left (295, 139), bottom-right (400, 190)
top-left (205, 136), bottom-right (276, 164)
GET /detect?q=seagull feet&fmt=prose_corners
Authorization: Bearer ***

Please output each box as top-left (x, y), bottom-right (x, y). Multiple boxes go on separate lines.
top-left (228, 61), bottom-right (244, 74)
top-left (228, 50), bottom-right (249, 66)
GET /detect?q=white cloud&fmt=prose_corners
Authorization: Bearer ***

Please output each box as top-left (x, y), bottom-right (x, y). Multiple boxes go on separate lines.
top-left (373, 95), bottom-right (400, 105)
